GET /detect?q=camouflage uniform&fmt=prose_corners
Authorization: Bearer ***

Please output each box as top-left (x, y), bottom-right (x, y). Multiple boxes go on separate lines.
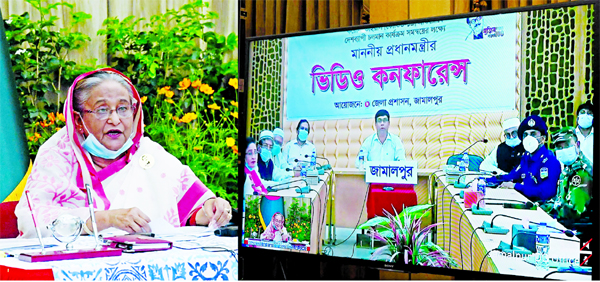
top-left (542, 128), bottom-right (593, 220)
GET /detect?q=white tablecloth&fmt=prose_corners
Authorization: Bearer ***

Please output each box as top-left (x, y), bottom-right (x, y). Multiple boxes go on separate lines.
top-left (0, 227), bottom-right (238, 281)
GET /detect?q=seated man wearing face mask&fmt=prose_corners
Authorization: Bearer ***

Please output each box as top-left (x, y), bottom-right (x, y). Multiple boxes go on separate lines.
top-left (257, 130), bottom-right (294, 181)
top-left (272, 128), bottom-right (292, 171)
top-left (282, 119), bottom-right (317, 170)
top-left (486, 115), bottom-right (561, 202)
top-left (480, 117), bottom-right (526, 175)
top-left (575, 101), bottom-right (594, 163)
top-left (541, 128), bottom-right (593, 220)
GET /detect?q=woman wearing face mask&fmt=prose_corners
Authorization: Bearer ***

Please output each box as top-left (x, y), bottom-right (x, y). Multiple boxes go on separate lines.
top-left (244, 137), bottom-right (284, 229)
top-left (480, 118), bottom-right (526, 175)
top-left (256, 130), bottom-right (296, 181)
top-left (15, 69), bottom-right (232, 238)
top-left (575, 101), bottom-right (594, 163)
top-left (282, 119), bottom-right (317, 170)
top-left (486, 115), bottom-right (561, 202)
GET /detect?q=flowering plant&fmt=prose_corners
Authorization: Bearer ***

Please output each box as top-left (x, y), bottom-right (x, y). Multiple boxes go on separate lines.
top-left (358, 204), bottom-right (457, 268)
top-left (5, 0), bottom-right (95, 159)
top-left (144, 77), bottom-right (238, 207)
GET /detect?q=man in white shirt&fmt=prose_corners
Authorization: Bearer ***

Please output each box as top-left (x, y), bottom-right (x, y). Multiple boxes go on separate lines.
top-left (282, 119), bottom-right (317, 170)
top-left (272, 128), bottom-right (292, 171)
top-left (355, 109), bottom-right (406, 169)
top-left (575, 101), bottom-right (594, 163)
top-left (480, 117), bottom-right (526, 175)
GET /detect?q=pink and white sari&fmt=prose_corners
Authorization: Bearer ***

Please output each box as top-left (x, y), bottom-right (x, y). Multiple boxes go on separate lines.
top-left (15, 68), bottom-right (215, 238)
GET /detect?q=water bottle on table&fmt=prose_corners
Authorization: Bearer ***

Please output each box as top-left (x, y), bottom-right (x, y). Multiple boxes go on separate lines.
top-left (477, 177), bottom-right (486, 207)
top-left (311, 152), bottom-right (316, 168)
top-left (301, 165), bottom-right (307, 178)
top-left (535, 222), bottom-right (550, 271)
top-left (461, 153), bottom-right (470, 172)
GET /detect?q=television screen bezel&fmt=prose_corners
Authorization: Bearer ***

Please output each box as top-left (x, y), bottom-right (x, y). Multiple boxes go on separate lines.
top-left (237, 0), bottom-right (599, 279)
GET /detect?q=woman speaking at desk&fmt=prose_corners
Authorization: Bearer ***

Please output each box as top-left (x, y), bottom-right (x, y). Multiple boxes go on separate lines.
top-left (15, 68), bottom-right (232, 238)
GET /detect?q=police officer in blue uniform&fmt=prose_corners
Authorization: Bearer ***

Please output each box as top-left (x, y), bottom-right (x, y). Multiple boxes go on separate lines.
top-left (487, 115), bottom-right (561, 202)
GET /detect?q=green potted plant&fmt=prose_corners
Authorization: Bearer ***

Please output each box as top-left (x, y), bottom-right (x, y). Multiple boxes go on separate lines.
top-left (358, 204), bottom-right (457, 268)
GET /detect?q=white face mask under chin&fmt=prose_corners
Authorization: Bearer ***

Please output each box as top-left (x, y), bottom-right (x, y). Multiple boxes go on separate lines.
top-left (522, 135), bottom-right (541, 153)
top-left (80, 120), bottom-right (134, 160)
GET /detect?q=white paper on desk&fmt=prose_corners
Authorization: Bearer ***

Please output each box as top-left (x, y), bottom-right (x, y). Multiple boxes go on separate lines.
top-left (148, 217), bottom-right (177, 234)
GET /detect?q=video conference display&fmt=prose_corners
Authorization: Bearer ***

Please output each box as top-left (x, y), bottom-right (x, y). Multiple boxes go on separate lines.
top-left (242, 2), bottom-right (595, 279)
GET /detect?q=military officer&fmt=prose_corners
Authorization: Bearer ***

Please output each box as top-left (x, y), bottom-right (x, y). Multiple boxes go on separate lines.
top-left (542, 128), bottom-right (593, 220)
top-left (487, 115), bottom-right (561, 202)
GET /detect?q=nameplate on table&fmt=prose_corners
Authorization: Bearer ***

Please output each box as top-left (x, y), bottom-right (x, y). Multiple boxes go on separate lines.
top-left (365, 161), bottom-right (418, 184)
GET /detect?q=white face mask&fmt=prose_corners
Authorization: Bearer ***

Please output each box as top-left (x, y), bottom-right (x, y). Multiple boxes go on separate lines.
top-left (578, 114), bottom-right (594, 129)
top-left (522, 135), bottom-right (541, 153)
top-left (505, 137), bottom-right (521, 148)
top-left (556, 146), bottom-right (579, 166)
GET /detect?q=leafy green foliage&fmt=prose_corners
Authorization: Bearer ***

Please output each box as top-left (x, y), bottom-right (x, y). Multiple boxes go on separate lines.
top-left (244, 196), bottom-right (264, 238)
top-left (285, 198), bottom-right (312, 242)
top-left (366, 204), bottom-right (457, 268)
top-left (5, 0), bottom-right (95, 158)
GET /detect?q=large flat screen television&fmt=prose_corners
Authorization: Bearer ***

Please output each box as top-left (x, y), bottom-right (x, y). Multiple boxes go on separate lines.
top-left (239, 1), bottom-right (597, 279)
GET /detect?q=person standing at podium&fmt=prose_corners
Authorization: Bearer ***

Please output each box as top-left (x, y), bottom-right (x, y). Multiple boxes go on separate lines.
top-left (355, 109), bottom-right (406, 169)
top-left (480, 117), bottom-right (526, 175)
top-left (487, 115), bottom-right (561, 202)
top-left (282, 119), bottom-right (316, 170)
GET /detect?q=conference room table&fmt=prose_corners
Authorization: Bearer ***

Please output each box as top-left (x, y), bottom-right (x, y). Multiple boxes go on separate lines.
top-left (0, 227), bottom-right (237, 281)
top-left (244, 174), bottom-right (330, 254)
top-left (433, 171), bottom-right (590, 280)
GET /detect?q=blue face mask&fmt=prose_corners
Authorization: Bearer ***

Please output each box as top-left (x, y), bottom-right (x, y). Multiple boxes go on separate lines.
top-left (272, 143), bottom-right (282, 156)
top-left (260, 147), bottom-right (272, 162)
top-left (505, 137), bottom-right (521, 148)
top-left (81, 122), bottom-right (133, 160)
top-left (298, 129), bottom-right (309, 142)
top-left (245, 162), bottom-right (256, 171)
top-left (578, 114), bottom-right (593, 129)
top-left (556, 146), bottom-right (578, 166)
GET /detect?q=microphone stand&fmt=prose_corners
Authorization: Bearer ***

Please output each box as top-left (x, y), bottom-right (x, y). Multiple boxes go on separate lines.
top-left (459, 139), bottom-right (488, 155)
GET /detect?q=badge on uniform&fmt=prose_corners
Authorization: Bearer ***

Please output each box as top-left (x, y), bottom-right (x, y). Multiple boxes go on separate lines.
top-left (521, 173), bottom-right (526, 179)
top-left (542, 157), bottom-right (547, 163)
top-left (528, 119), bottom-right (535, 127)
top-left (540, 167), bottom-right (548, 179)
top-left (570, 175), bottom-right (582, 187)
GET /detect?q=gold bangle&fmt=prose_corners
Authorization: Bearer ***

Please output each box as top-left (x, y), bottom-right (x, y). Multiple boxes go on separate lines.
top-left (82, 219), bottom-right (93, 235)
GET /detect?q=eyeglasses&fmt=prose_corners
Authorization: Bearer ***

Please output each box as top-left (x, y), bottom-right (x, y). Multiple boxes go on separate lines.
top-left (246, 149), bottom-right (258, 156)
top-left (261, 144), bottom-right (273, 150)
top-left (376, 117), bottom-right (389, 123)
top-left (82, 105), bottom-right (133, 120)
top-left (505, 131), bottom-right (518, 139)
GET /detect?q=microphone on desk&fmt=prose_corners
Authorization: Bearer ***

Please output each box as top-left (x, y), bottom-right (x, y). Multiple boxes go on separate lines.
top-left (485, 213), bottom-right (576, 237)
top-left (266, 179), bottom-right (310, 194)
top-left (472, 197), bottom-right (528, 215)
top-left (294, 158), bottom-right (322, 168)
top-left (85, 184), bottom-right (101, 251)
top-left (459, 138), bottom-right (488, 155)
top-left (303, 154), bottom-right (332, 170)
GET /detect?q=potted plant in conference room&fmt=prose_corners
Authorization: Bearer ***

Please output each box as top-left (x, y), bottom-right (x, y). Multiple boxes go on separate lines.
top-left (358, 204), bottom-right (457, 268)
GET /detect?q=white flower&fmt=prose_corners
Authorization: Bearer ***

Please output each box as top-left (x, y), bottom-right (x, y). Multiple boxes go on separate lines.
top-left (15, 49), bottom-right (26, 55)
top-left (5, 19), bottom-right (12, 25)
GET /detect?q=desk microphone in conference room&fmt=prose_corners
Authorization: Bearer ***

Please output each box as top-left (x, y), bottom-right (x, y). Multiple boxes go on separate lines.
top-left (266, 179), bottom-right (311, 194)
top-left (294, 158), bottom-right (322, 169)
top-left (485, 213), bottom-right (576, 237)
top-left (303, 154), bottom-right (332, 170)
top-left (18, 187), bottom-right (123, 262)
top-left (459, 138), bottom-right (488, 155)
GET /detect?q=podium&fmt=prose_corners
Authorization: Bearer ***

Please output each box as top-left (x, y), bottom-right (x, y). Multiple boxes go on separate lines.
top-left (365, 161), bottom-right (419, 218)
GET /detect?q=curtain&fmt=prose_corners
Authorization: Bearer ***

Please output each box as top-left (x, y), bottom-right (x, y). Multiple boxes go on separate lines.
top-left (245, 0), bottom-right (363, 37)
top-left (1, 0), bottom-right (238, 66)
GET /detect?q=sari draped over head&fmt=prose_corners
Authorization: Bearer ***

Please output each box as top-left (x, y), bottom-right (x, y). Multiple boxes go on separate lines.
top-left (260, 212), bottom-right (291, 242)
top-left (15, 68), bottom-right (215, 238)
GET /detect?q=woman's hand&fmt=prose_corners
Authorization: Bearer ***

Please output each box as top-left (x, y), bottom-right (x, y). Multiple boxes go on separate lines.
top-left (196, 197), bottom-right (232, 228)
top-left (90, 208), bottom-right (152, 234)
